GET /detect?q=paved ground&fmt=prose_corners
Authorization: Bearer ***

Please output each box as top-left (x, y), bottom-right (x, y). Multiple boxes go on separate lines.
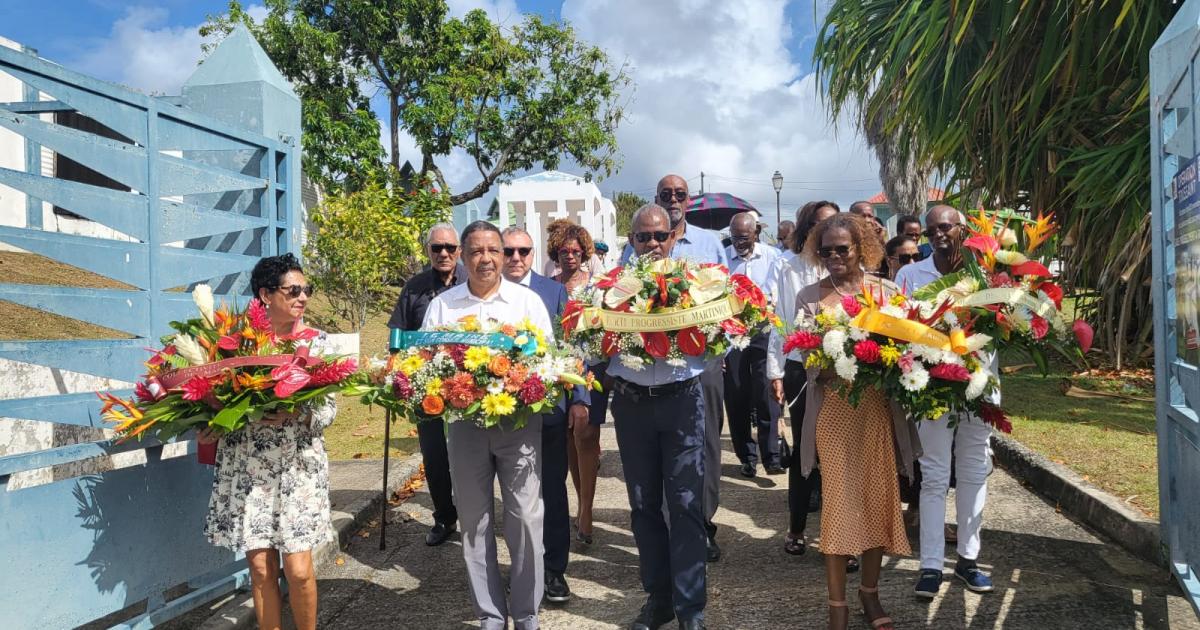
top-left (282, 425), bottom-right (1197, 629)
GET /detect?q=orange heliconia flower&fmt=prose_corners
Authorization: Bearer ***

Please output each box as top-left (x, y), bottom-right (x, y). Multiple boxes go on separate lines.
top-left (488, 355), bottom-right (512, 377)
top-left (1023, 211), bottom-right (1057, 254)
top-left (421, 395), bottom-right (445, 415)
top-left (234, 372), bottom-right (273, 392)
top-left (967, 210), bottom-right (999, 239)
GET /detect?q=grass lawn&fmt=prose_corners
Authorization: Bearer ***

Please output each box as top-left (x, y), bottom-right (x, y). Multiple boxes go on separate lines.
top-left (1001, 356), bottom-right (1159, 518)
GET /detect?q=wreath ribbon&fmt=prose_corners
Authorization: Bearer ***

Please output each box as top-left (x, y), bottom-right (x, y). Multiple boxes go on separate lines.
top-left (957, 287), bottom-right (1057, 318)
top-left (849, 309), bottom-right (968, 355)
top-left (577, 294), bottom-right (743, 333)
top-left (389, 330), bottom-right (516, 351)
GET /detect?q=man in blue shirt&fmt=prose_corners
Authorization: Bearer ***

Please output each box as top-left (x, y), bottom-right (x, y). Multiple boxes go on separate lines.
top-left (723, 212), bottom-right (783, 477)
top-left (608, 204), bottom-right (711, 630)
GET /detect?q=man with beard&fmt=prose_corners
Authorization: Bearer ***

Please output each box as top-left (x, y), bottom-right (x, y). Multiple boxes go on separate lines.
top-left (894, 205), bottom-right (996, 600)
top-left (387, 223), bottom-right (464, 547)
top-left (609, 204), bottom-right (711, 630)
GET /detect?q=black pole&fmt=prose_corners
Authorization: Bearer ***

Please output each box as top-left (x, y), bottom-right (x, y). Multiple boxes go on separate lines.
top-left (379, 406), bottom-right (391, 550)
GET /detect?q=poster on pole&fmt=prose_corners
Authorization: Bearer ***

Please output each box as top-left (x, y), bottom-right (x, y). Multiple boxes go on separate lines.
top-left (1174, 155), bottom-right (1200, 365)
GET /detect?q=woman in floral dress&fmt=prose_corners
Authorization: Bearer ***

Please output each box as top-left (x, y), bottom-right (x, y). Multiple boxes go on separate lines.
top-left (199, 253), bottom-right (335, 630)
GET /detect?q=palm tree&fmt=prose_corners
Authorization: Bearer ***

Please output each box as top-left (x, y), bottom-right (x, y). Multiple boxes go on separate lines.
top-left (862, 94), bottom-right (933, 220)
top-left (814, 0), bottom-right (1179, 367)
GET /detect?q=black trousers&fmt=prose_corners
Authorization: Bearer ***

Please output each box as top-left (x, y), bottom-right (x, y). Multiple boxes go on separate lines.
top-left (784, 360), bottom-right (820, 535)
top-left (723, 336), bottom-right (781, 467)
top-left (541, 416), bottom-right (570, 575)
top-left (417, 418), bottom-right (457, 526)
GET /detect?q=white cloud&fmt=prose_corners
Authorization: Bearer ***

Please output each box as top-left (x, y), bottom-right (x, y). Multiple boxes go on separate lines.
top-left (560, 0), bottom-right (880, 223)
top-left (68, 7), bottom-right (206, 95)
top-left (446, 0), bottom-right (522, 25)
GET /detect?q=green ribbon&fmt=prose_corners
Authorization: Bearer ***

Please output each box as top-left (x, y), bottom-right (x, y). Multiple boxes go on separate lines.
top-left (389, 329), bottom-right (515, 350)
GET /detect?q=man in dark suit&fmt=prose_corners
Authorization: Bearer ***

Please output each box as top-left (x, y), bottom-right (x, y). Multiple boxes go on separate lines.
top-left (501, 226), bottom-right (590, 605)
top-left (387, 222), bottom-right (465, 547)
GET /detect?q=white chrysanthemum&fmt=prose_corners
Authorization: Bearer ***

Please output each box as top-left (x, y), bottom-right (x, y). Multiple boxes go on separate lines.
top-left (619, 354), bottom-right (647, 371)
top-left (899, 365), bottom-right (930, 391)
top-left (731, 334), bottom-right (752, 350)
top-left (666, 357), bottom-right (688, 368)
top-left (911, 343), bottom-right (943, 363)
top-left (192, 284), bottom-right (215, 326)
top-left (965, 368), bottom-right (991, 400)
top-left (487, 379), bottom-right (504, 395)
top-left (943, 311), bottom-right (959, 327)
top-left (964, 333), bottom-right (993, 353)
top-left (834, 355), bottom-right (858, 381)
top-left (795, 314), bottom-right (817, 331)
top-left (848, 326), bottom-right (869, 341)
top-left (939, 350), bottom-right (965, 366)
top-left (829, 303), bottom-right (850, 323)
top-left (173, 333), bottom-right (207, 366)
top-left (879, 304), bottom-right (906, 319)
top-left (822, 329), bottom-right (848, 358)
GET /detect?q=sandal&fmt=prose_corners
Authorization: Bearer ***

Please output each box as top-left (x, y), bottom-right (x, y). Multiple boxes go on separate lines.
top-left (828, 599), bottom-right (849, 630)
top-left (783, 533), bottom-right (806, 556)
top-left (572, 518), bottom-right (593, 545)
top-left (858, 586), bottom-right (895, 630)
top-left (846, 557), bottom-right (860, 573)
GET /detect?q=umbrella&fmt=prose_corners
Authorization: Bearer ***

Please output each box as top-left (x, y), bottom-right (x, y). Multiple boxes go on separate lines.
top-left (685, 192), bottom-right (759, 230)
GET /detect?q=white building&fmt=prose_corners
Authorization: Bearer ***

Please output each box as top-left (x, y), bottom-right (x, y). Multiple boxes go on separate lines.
top-left (493, 170), bottom-right (618, 273)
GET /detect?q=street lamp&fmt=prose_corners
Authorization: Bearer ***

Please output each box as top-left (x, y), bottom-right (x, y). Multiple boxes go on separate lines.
top-left (772, 170), bottom-right (783, 227)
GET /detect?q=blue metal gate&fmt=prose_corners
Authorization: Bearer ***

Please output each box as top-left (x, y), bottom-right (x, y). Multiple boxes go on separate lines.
top-left (0, 26), bottom-right (301, 628)
top-left (1151, 1), bottom-right (1200, 617)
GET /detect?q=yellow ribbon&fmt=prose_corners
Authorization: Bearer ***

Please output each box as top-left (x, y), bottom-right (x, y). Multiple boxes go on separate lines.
top-left (850, 308), bottom-right (969, 355)
top-left (958, 288), bottom-right (1057, 319)
top-left (579, 294), bottom-right (743, 333)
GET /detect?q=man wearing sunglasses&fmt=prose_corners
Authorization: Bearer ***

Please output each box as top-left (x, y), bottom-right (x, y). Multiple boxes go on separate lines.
top-left (500, 227), bottom-right (591, 606)
top-left (387, 223), bottom-right (465, 548)
top-left (894, 205), bottom-right (997, 601)
top-left (619, 174), bottom-right (730, 566)
top-left (723, 213), bottom-right (783, 479)
top-left (609, 204), bottom-right (711, 630)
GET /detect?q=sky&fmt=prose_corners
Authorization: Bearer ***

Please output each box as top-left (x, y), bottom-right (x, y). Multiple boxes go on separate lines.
top-left (0, 0), bottom-right (881, 227)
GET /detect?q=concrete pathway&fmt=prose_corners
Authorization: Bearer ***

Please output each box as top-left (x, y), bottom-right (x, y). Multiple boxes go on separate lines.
top-left (302, 426), bottom-right (1196, 629)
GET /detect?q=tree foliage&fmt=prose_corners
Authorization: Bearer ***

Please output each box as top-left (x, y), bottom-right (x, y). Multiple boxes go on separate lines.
top-left (613, 191), bottom-right (647, 235)
top-left (203, 0), bottom-right (630, 202)
top-left (814, 0), bottom-right (1179, 367)
top-left (304, 179), bottom-right (450, 332)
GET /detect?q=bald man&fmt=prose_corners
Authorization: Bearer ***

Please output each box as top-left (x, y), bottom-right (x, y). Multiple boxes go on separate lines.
top-left (724, 212), bottom-right (783, 477)
top-left (895, 205), bottom-right (996, 600)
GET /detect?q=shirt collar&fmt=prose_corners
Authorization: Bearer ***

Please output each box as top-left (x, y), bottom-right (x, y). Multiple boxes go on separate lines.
top-left (729, 242), bottom-right (762, 261)
top-left (457, 278), bottom-right (520, 305)
top-left (518, 271), bottom-right (532, 287)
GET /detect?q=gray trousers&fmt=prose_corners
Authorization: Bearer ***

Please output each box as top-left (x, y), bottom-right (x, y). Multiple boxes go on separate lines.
top-left (447, 416), bottom-right (544, 630)
top-left (700, 361), bottom-right (724, 535)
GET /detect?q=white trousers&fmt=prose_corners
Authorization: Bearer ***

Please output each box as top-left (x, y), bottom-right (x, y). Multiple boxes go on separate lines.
top-left (917, 414), bottom-right (992, 570)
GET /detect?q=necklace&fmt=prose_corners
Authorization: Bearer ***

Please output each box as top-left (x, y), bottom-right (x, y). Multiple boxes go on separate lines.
top-left (830, 277), bottom-right (861, 297)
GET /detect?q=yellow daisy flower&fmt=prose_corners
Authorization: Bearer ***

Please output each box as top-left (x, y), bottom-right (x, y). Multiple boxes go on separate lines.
top-left (481, 392), bottom-right (517, 416)
top-left (425, 377), bottom-right (443, 397)
top-left (464, 346), bottom-right (493, 370)
top-left (399, 355), bottom-right (425, 376)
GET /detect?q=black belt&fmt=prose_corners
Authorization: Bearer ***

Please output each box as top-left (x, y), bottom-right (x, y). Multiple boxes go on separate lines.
top-left (612, 376), bottom-right (699, 399)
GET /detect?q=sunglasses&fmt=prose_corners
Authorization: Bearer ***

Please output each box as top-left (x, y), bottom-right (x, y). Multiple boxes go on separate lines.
top-left (926, 223), bottom-right (962, 235)
top-left (430, 243), bottom-right (458, 254)
top-left (893, 253), bottom-right (924, 264)
top-left (730, 234), bottom-right (755, 243)
top-left (503, 246), bottom-right (532, 257)
top-left (658, 189), bottom-right (688, 203)
top-left (817, 245), bottom-right (853, 259)
top-left (276, 284), bottom-right (315, 298)
top-left (557, 248), bottom-right (583, 258)
top-left (633, 231), bottom-right (672, 244)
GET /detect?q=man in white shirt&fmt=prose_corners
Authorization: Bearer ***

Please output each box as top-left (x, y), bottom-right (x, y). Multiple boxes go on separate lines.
top-left (894, 205), bottom-right (996, 600)
top-left (724, 213), bottom-right (783, 476)
top-left (422, 221), bottom-right (555, 630)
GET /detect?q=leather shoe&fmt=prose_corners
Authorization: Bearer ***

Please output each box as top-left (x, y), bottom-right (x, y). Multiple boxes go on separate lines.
top-left (706, 536), bottom-right (721, 562)
top-left (764, 464), bottom-right (785, 475)
top-left (628, 595), bottom-right (674, 630)
top-left (678, 619), bottom-right (706, 630)
top-left (425, 521), bottom-right (456, 546)
top-left (739, 462), bottom-right (756, 478)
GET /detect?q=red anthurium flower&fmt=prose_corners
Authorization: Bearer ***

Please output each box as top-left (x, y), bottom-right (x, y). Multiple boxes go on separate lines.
top-left (273, 364), bottom-right (312, 398)
top-left (596, 267), bottom-right (622, 289)
top-left (1073, 320), bottom-right (1094, 353)
top-left (1030, 315), bottom-right (1049, 339)
top-left (602, 331), bottom-right (621, 357)
top-left (641, 332), bottom-right (671, 359)
top-left (1038, 282), bottom-right (1063, 309)
top-left (700, 263), bottom-right (730, 274)
top-left (929, 363), bottom-right (971, 382)
top-left (720, 318), bottom-right (748, 336)
top-left (964, 234), bottom-right (999, 254)
top-left (561, 301), bottom-right (585, 337)
top-left (217, 334), bottom-right (241, 351)
top-left (1011, 261), bottom-right (1051, 278)
top-left (656, 274), bottom-right (670, 306)
top-left (731, 274), bottom-right (767, 308)
top-left (783, 331), bottom-right (822, 353)
top-left (989, 272), bottom-right (1013, 288)
top-left (677, 326), bottom-right (707, 356)
top-left (147, 345), bottom-right (177, 367)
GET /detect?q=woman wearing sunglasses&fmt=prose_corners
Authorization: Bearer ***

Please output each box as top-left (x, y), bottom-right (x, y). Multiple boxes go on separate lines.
top-left (794, 214), bottom-right (919, 630)
top-left (199, 253), bottom-right (335, 630)
top-left (884, 235), bottom-right (923, 281)
top-left (547, 223), bottom-right (605, 545)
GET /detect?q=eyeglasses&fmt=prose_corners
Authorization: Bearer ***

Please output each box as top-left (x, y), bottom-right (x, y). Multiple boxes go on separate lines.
top-left (926, 223), bottom-right (962, 235)
top-left (817, 245), bottom-right (853, 259)
top-left (503, 246), bottom-right (532, 258)
top-left (276, 284), bottom-right (315, 298)
top-left (729, 234), bottom-right (755, 243)
top-left (658, 189), bottom-right (688, 203)
top-left (430, 243), bottom-right (458, 254)
top-left (633, 231), bottom-right (672, 244)
top-left (893, 253), bottom-right (924, 264)
top-left (557, 248), bottom-right (583, 259)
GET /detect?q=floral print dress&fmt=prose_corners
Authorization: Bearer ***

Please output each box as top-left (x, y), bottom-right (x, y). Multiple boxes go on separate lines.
top-left (204, 332), bottom-right (338, 554)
